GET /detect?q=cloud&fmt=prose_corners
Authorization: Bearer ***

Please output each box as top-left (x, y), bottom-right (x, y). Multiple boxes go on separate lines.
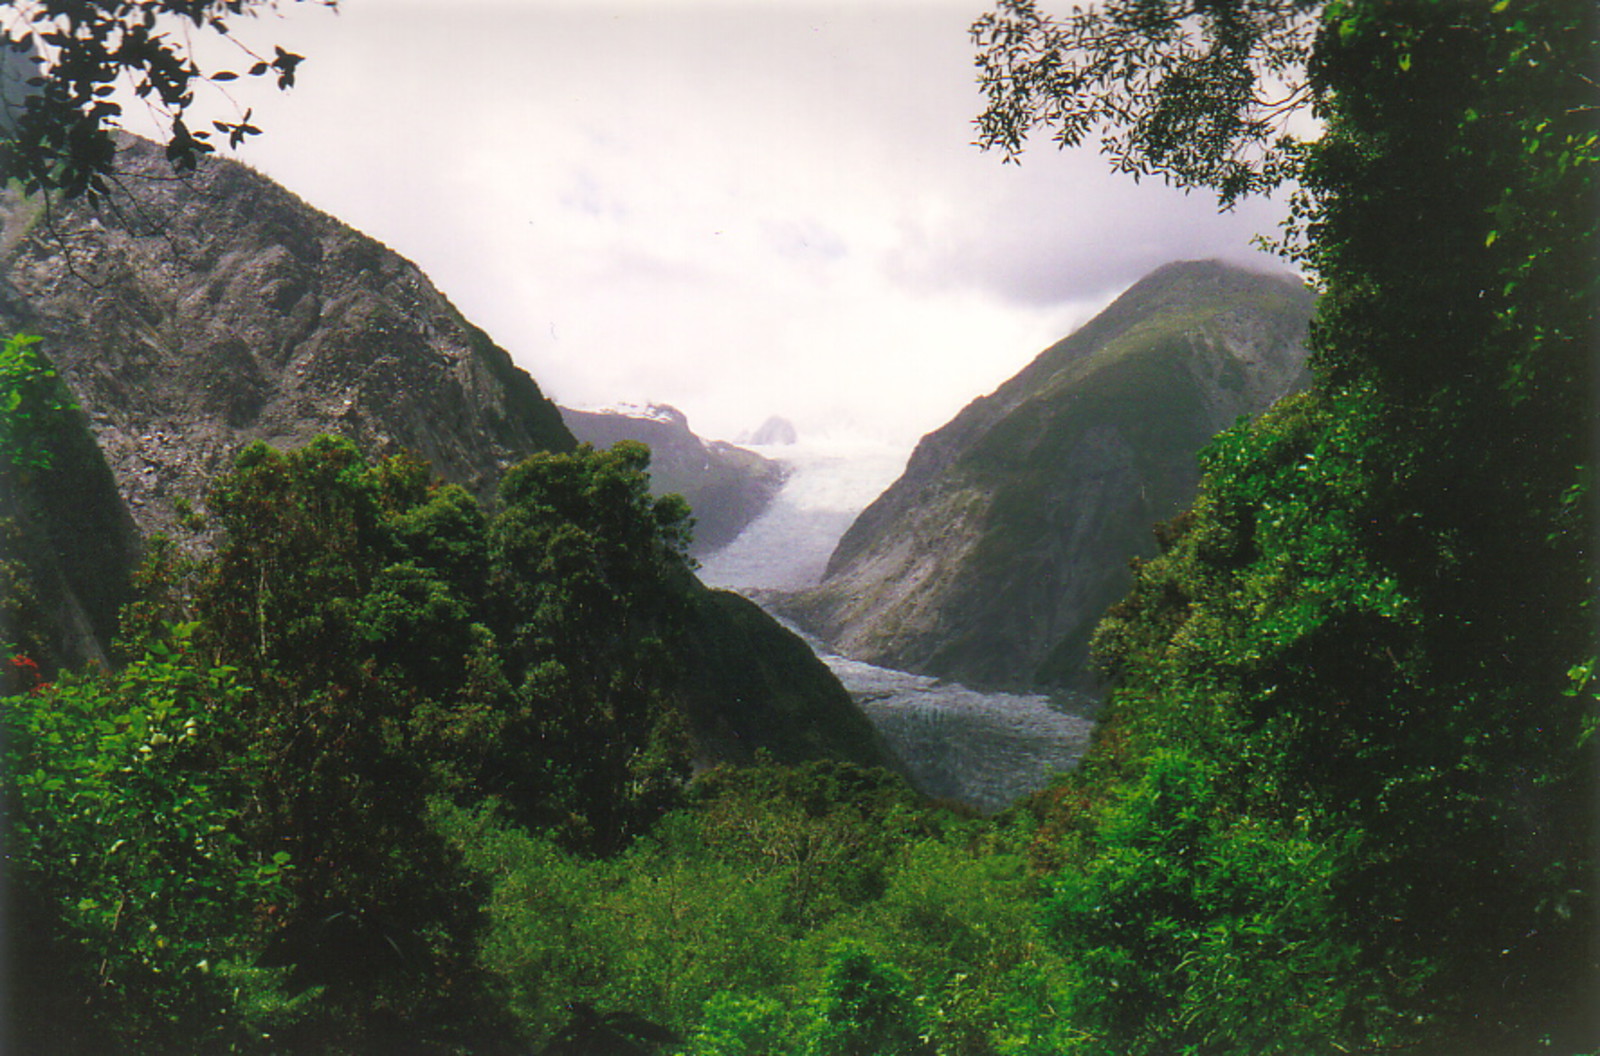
top-left (202, 1), bottom-right (1300, 445)
top-left (894, 157), bottom-right (1289, 307)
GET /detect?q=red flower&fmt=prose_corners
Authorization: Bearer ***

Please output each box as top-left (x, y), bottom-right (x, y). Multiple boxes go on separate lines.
top-left (8, 654), bottom-right (42, 690)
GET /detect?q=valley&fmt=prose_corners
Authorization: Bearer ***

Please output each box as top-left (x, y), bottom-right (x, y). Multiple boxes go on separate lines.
top-left (4, 2), bottom-right (1592, 1045)
top-left (694, 435), bottom-right (1098, 811)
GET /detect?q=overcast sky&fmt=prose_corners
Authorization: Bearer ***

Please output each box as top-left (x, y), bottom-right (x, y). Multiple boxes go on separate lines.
top-left (180, 0), bottom-right (1289, 444)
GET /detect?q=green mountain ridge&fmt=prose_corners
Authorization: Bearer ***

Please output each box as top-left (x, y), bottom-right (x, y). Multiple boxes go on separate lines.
top-left (784, 259), bottom-right (1316, 690)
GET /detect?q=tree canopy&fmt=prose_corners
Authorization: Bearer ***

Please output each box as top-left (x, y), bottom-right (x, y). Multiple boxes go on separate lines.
top-left (980, 0), bottom-right (1599, 1049)
top-left (972, 0), bottom-right (1322, 206)
top-left (0, 0), bottom-right (331, 199)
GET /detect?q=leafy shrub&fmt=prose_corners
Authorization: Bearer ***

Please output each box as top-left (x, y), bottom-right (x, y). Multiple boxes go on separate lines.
top-left (0, 334), bottom-right (74, 471)
top-left (2, 624), bottom-right (291, 1053)
top-left (803, 941), bottom-right (929, 1056)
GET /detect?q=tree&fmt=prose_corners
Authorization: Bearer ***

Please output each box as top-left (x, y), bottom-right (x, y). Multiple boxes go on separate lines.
top-left (196, 436), bottom-right (507, 1052)
top-left (804, 942), bottom-right (930, 1056)
top-left (0, 0), bottom-right (331, 200)
top-left (972, 0), bottom-right (1321, 206)
top-left (0, 334), bottom-right (73, 470)
top-left (982, 0), bottom-right (1598, 1049)
top-left (484, 441), bottom-right (696, 853)
top-left (2, 624), bottom-right (291, 1054)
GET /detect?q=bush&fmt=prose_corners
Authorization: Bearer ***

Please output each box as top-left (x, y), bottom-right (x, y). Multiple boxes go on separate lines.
top-left (2, 625), bottom-right (290, 1053)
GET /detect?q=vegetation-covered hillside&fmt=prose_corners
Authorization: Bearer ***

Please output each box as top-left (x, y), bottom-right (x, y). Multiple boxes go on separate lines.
top-left (975, 0), bottom-right (1598, 1049)
top-left (787, 259), bottom-right (1313, 690)
top-left (1, 0), bottom-right (1594, 1053)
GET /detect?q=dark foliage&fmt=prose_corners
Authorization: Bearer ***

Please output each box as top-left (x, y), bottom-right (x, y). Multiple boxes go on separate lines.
top-left (0, 1), bottom-right (331, 199)
top-left (1000, 0), bottom-right (1599, 1051)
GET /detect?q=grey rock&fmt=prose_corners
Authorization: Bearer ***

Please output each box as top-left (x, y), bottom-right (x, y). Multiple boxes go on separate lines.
top-left (747, 415), bottom-right (798, 446)
top-left (0, 135), bottom-right (573, 543)
top-left (782, 259), bottom-right (1316, 691)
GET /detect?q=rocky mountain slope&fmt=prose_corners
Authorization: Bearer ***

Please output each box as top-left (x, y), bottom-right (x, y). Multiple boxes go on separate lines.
top-left (0, 136), bottom-right (573, 539)
top-left (560, 404), bottom-right (786, 556)
top-left (0, 137), bottom-right (887, 770)
top-left (783, 260), bottom-right (1316, 690)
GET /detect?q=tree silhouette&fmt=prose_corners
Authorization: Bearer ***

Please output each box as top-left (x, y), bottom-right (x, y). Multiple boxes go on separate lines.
top-left (0, 0), bottom-right (332, 199)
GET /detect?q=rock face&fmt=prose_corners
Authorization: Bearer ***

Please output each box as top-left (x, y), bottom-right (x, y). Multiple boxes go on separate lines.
top-left (0, 137), bottom-right (890, 771)
top-left (748, 415), bottom-right (799, 446)
top-left (560, 404), bottom-right (787, 556)
top-left (784, 260), bottom-right (1315, 691)
top-left (0, 135), bottom-right (574, 540)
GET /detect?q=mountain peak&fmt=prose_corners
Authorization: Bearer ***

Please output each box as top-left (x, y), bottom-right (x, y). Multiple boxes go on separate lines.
top-left (781, 258), bottom-right (1316, 691)
top-left (748, 416), bottom-right (799, 446)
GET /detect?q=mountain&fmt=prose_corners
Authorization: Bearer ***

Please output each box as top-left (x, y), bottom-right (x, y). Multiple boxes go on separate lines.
top-left (747, 415), bottom-right (799, 446)
top-left (782, 260), bottom-right (1316, 691)
top-left (0, 136), bottom-right (573, 541)
top-left (0, 137), bottom-right (888, 770)
top-left (560, 404), bottom-right (787, 556)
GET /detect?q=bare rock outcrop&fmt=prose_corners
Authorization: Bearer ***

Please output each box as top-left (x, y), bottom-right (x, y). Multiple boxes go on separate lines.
top-left (0, 136), bottom-right (573, 541)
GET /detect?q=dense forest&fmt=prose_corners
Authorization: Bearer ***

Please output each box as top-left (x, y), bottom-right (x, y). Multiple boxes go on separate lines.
top-left (3, 0), bottom-right (1597, 1053)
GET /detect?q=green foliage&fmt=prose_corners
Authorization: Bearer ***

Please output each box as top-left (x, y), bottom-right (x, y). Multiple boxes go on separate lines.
top-left (438, 760), bottom-right (1078, 1056)
top-left (1041, 749), bottom-right (1383, 1055)
top-left (681, 993), bottom-right (788, 1056)
top-left (0, 333), bottom-right (74, 470)
top-left (435, 762), bottom-right (926, 1045)
top-left (0, 516), bottom-right (51, 685)
top-left (1013, 0), bottom-right (1600, 1051)
top-left (686, 762), bottom-right (930, 928)
top-left (972, 0), bottom-right (1599, 1046)
top-left (1, 624), bottom-right (290, 1053)
top-left (1, 1), bottom-right (328, 199)
top-left (485, 441), bottom-right (695, 851)
top-left (971, 0), bottom-right (1318, 205)
top-left (804, 942), bottom-right (929, 1056)
top-left (195, 437), bottom-right (696, 856)
top-left (863, 838), bottom-right (1069, 1056)
top-left (164, 435), bottom-right (705, 1045)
